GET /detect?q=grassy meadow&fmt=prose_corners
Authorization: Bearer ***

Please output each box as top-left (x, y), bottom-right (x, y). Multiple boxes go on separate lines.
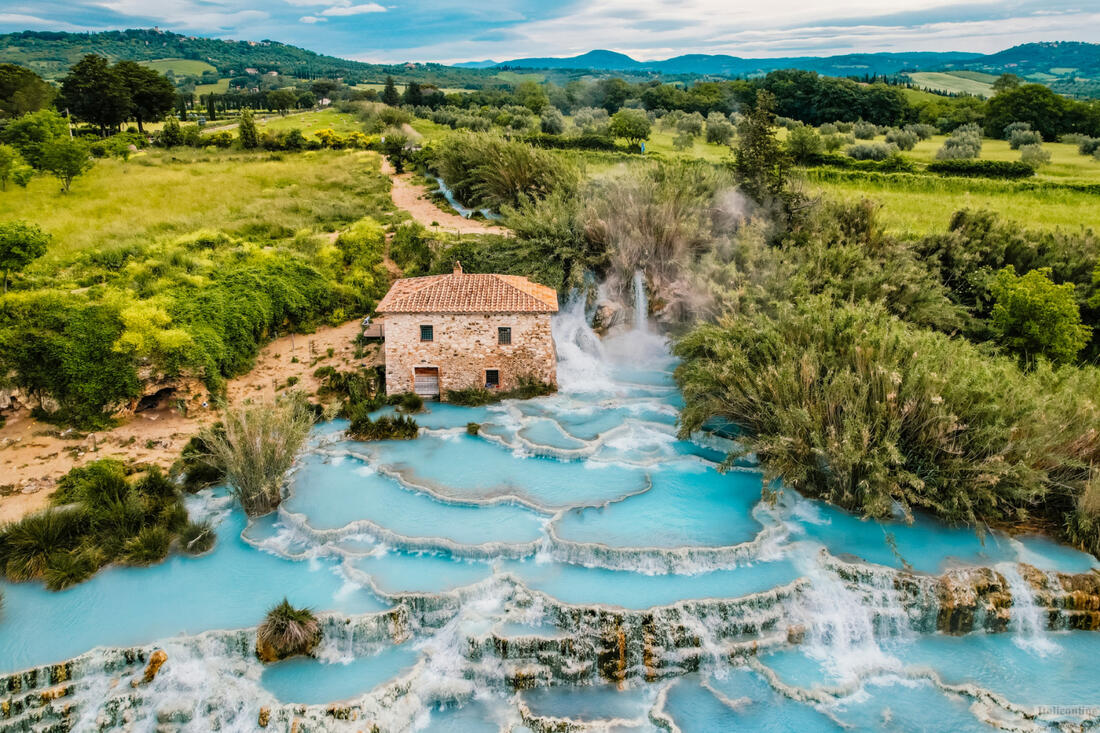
top-left (139, 58), bottom-right (217, 76)
top-left (906, 71), bottom-right (996, 97)
top-left (1, 148), bottom-right (393, 259)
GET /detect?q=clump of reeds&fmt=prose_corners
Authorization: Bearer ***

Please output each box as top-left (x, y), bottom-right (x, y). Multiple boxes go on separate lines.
top-left (198, 398), bottom-right (314, 516)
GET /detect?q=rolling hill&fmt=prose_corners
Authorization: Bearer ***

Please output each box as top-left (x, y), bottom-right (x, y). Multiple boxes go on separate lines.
top-left (0, 29), bottom-right (492, 88)
top-left (460, 42), bottom-right (1100, 94)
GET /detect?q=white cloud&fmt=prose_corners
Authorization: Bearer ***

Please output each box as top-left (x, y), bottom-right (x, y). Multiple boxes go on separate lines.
top-left (0, 13), bottom-right (101, 31)
top-left (320, 3), bottom-right (386, 16)
top-left (91, 0), bottom-right (270, 31)
top-left (299, 14), bottom-right (326, 23)
top-left (361, 0), bottom-right (1099, 64)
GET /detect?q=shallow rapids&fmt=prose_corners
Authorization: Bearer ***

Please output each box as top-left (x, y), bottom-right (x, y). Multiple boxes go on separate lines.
top-left (1, 306), bottom-right (1098, 732)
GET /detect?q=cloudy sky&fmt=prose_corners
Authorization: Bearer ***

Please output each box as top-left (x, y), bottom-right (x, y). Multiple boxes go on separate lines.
top-left (3, 0), bottom-right (1099, 63)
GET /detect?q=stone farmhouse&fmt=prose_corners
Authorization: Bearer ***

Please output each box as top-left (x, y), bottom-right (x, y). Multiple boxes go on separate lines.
top-left (375, 263), bottom-right (559, 398)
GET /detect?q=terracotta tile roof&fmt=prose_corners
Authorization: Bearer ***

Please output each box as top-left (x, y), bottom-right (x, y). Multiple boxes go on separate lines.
top-left (376, 272), bottom-right (559, 314)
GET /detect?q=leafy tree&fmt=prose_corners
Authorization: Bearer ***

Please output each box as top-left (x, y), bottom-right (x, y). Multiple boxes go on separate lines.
top-left (0, 221), bottom-right (50, 293)
top-left (401, 81), bottom-right (423, 107)
top-left (732, 90), bottom-right (789, 202)
top-left (990, 266), bottom-right (1091, 365)
top-left (40, 138), bottom-right (93, 192)
top-left (113, 60), bottom-right (175, 132)
top-left (59, 55), bottom-right (131, 136)
top-left (380, 128), bottom-right (410, 172)
top-left (159, 115), bottom-right (183, 147)
top-left (514, 81), bottom-right (549, 114)
top-left (0, 63), bottom-right (56, 118)
top-left (0, 144), bottom-right (33, 190)
top-left (673, 132), bottom-right (693, 151)
top-left (992, 73), bottom-right (1022, 94)
top-left (594, 78), bottom-right (631, 114)
top-left (238, 108), bottom-right (258, 149)
top-left (267, 89), bottom-right (297, 115)
top-left (984, 84), bottom-right (1066, 141)
top-left (296, 91), bottom-right (316, 109)
top-left (608, 109), bottom-right (651, 148)
top-left (381, 76), bottom-right (400, 106)
top-left (786, 124), bottom-right (823, 163)
top-left (0, 109), bottom-right (68, 168)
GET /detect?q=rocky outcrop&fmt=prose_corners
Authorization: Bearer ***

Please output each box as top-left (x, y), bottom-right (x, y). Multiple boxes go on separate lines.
top-left (590, 301), bottom-right (624, 336)
top-left (932, 567), bottom-right (1013, 634)
top-left (1018, 563), bottom-right (1100, 630)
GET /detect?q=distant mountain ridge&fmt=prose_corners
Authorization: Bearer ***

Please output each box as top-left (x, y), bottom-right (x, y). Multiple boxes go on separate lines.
top-left (457, 42), bottom-right (1100, 81)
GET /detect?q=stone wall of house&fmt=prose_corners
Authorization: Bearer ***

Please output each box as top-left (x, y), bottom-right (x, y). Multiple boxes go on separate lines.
top-left (383, 313), bottom-right (556, 396)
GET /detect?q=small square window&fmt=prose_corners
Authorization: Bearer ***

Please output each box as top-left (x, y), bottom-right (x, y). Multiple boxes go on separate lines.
top-left (485, 369), bottom-right (500, 388)
top-left (420, 325), bottom-right (433, 342)
top-left (497, 327), bottom-right (511, 345)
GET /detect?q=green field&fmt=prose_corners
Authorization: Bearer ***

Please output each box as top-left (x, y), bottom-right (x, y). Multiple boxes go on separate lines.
top-left (806, 171), bottom-right (1098, 236)
top-left (194, 78), bottom-right (230, 95)
top-left (494, 71), bottom-right (546, 84)
top-left (354, 82), bottom-right (475, 94)
top-left (807, 133), bottom-right (1100, 234)
top-left (906, 71), bottom-right (995, 97)
top-left (0, 148), bottom-right (390, 257)
top-left (258, 108), bottom-right (365, 134)
top-left (410, 114), bottom-right (1100, 235)
top-left (139, 58), bottom-right (217, 76)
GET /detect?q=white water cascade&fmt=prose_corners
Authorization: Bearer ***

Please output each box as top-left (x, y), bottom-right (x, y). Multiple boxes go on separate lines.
top-left (4, 279), bottom-right (1100, 731)
top-left (633, 269), bottom-right (649, 332)
top-left (999, 563), bottom-right (1057, 656)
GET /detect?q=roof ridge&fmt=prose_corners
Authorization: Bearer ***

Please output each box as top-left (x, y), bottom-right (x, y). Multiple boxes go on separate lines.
top-left (486, 273), bottom-right (552, 308)
top-left (377, 271), bottom-right (559, 314)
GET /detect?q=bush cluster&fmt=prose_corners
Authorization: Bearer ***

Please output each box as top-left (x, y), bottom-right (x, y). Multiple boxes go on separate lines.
top-left (846, 141), bottom-right (898, 161)
top-left (0, 213), bottom-right (391, 426)
top-left (926, 159), bottom-right (1035, 179)
top-left (935, 123), bottom-right (982, 160)
top-left (429, 132), bottom-right (578, 211)
top-left (444, 377), bottom-right (555, 406)
top-left (675, 299), bottom-right (1100, 552)
top-left (0, 461), bottom-right (202, 589)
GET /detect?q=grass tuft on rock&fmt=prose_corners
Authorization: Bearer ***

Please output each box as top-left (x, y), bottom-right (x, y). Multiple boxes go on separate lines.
top-left (256, 598), bottom-right (322, 662)
top-left (179, 521), bottom-right (216, 555)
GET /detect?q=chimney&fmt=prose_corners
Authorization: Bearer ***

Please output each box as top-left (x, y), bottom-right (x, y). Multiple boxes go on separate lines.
top-left (453, 261), bottom-right (463, 275)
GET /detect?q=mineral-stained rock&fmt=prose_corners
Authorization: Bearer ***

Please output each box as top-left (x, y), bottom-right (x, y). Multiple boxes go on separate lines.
top-left (934, 567), bottom-right (1012, 634)
top-left (131, 650), bottom-right (168, 687)
top-left (591, 301), bottom-right (624, 335)
top-left (1016, 563), bottom-right (1100, 630)
top-left (258, 707), bottom-right (270, 727)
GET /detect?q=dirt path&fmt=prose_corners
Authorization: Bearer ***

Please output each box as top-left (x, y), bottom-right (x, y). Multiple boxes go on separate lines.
top-left (381, 158), bottom-right (509, 236)
top-left (0, 319), bottom-right (380, 523)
